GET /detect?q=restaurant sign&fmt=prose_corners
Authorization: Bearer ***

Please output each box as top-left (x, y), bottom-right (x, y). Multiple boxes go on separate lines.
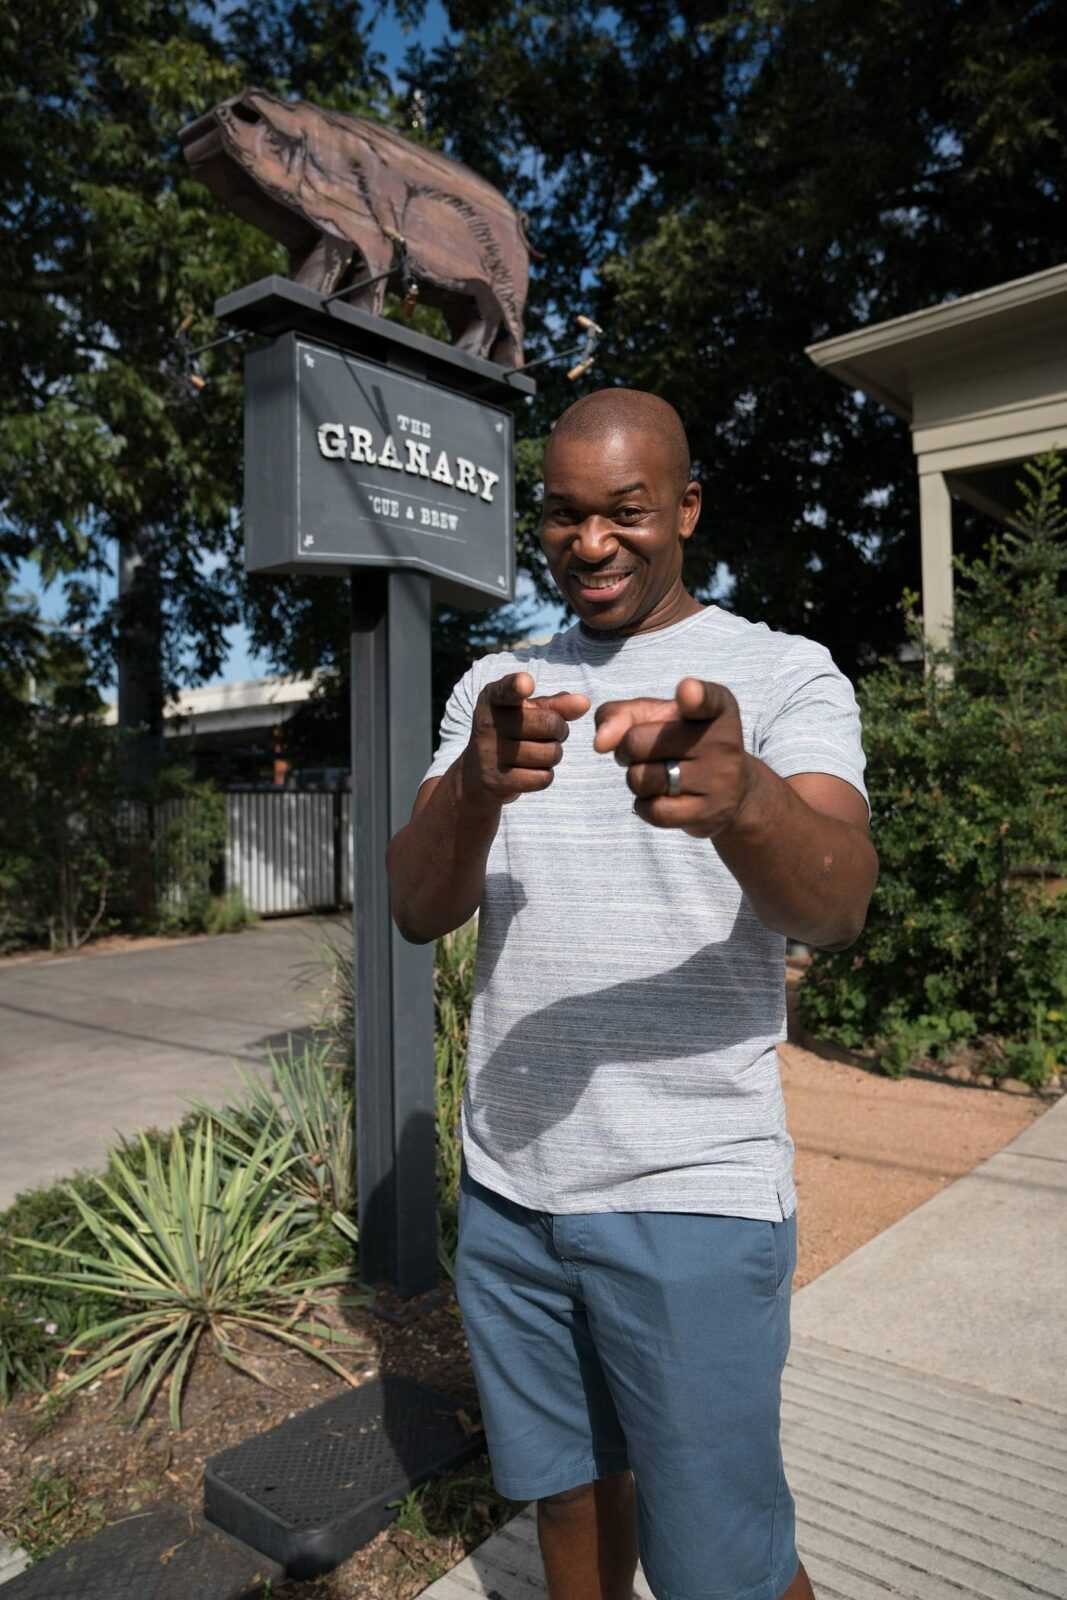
top-left (243, 332), bottom-right (515, 607)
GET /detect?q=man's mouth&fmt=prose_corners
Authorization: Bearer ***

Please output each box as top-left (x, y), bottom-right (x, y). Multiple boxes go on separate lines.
top-left (570, 570), bottom-right (636, 603)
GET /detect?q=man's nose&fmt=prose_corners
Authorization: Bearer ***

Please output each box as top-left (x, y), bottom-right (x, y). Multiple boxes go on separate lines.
top-left (572, 515), bottom-right (620, 557)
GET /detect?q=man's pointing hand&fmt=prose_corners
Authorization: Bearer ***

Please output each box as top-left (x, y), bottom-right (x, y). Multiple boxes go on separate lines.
top-left (593, 677), bottom-right (753, 839)
top-left (462, 671), bottom-right (591, 808)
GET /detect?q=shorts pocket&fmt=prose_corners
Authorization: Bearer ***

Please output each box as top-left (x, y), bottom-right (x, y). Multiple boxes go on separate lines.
top-left (769, 1214), bottom-right (796, 1297)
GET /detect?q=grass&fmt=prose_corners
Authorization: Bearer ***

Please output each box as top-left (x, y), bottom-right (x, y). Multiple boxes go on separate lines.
top-left (0, 1471), bottom-right (107, 1565)
top-left (386, 1453), bottom-right (524, 1565)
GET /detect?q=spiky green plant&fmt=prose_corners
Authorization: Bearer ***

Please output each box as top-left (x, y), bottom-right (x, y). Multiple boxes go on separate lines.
top-left (4, 1121), bottom-right (368, 1428)
top-left (188, 1040), bottom-right (356, 1221)
top-left (187, 1036), bottom-right (355, 1222)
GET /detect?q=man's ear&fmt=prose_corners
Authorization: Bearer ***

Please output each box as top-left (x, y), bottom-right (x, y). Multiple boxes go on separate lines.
top-left (679, 479), bottom-right (702, 539)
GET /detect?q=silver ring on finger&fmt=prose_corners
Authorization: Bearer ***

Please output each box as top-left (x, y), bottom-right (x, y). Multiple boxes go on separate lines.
top-left (664, 759), bottom-right (683, 797)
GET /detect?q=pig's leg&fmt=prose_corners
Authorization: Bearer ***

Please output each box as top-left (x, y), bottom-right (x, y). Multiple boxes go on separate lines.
top-left (345, 240), bottom-right (391, 315)
top-left (289, 232), bottom-right (355, 295)
top-left (449, 282), bottom-right (502, 359)
top-left (489, 318), bottom-right (524, 368)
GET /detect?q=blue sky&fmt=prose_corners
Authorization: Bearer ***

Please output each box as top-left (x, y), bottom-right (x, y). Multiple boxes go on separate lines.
top-left (17, 0), bottom-right (568, 687)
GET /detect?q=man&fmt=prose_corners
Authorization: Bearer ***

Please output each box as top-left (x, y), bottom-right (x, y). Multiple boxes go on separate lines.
top-left (386, 389), bottom-right (878, 1600)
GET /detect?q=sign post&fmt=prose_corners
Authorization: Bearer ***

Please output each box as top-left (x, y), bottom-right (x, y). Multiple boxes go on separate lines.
top-left (220, 277), bottom-right (535, 1296)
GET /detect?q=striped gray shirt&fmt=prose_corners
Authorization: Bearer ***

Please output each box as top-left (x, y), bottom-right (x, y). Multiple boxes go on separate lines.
top-left (422, 604), bottom-right (869, 1221)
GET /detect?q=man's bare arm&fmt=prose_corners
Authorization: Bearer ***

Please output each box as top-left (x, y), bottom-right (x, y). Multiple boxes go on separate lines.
top-left (713, 768), bottom-right (877, 951)
top-left (386, 762), bottom-right (503, 945)
top-left (594, 677), bottom-right (878, 952)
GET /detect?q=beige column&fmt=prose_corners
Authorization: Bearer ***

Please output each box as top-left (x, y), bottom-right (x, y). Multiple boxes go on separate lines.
top-left (917, 466), bottom-right (955, 672)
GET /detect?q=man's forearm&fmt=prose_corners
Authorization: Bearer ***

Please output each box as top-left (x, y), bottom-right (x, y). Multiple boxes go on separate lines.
top-left (714, 757), bottom-right (878, 950)
top-left (386, 754), bottom-right (503, 944)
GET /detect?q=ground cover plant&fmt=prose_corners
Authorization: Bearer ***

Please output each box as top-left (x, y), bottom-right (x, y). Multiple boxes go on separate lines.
top-left (799, 454), bottom-right (1067, 1084)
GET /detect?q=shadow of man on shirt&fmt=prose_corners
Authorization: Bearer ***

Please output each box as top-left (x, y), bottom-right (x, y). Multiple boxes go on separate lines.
top-left (468, 877), bottom-right (781, 1158)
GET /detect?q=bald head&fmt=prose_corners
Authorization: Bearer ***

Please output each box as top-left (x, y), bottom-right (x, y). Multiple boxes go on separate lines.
top-left (545, 389), bottom-right (692, 495)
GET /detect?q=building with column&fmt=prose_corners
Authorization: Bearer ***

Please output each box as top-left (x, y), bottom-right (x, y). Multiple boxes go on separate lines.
top-left (806, 260), bottom-right (1067, 660)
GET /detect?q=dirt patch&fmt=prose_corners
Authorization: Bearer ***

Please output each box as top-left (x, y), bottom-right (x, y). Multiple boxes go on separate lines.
top-left (0, 1286), bottom-right (485, 1599)
top-left (0, 961), bottom-right (1055, 1597)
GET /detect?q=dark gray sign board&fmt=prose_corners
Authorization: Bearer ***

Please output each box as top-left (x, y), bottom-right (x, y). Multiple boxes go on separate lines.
top-left (218, 280), bottom-right (535, 1303)
top-left (244, 332), bottom-right (515, 610)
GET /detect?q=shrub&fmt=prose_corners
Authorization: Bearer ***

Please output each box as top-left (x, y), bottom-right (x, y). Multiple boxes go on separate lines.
top-left (5, 1121), bottom-right (369, 1427)
top-left (0, 710), bottom-right (128, 952)
top-left (0, 1167), bottom-right (131, 1403)
top-left (202, 887), bottom-right (256, 935)
top-left (152, 767), bottom-right (228, 932)
top-left (798, 453), bottom-right (1067, 1084)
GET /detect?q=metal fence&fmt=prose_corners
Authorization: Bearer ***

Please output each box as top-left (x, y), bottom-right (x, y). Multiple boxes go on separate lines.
top-left (116, 789), bottom-right (354, 919)
top-left (224, 788), bottom-right (353, 917)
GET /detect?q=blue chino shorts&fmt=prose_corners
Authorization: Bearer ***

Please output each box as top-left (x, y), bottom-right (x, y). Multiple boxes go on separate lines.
top-left (454, 1157), bottom-right (799, 1600)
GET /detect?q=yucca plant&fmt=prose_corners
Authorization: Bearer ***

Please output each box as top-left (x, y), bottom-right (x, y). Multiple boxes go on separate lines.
top-left (188, 1040), bottom-right (356, 1221)
top-left (4, 1121), bottom-right (368, 1429)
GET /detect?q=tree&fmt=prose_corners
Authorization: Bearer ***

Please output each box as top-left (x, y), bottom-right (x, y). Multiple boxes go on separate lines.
top-left (0, 5), bottom-right (460, 750)
top-left (1, 0), bottom-right (541, 772)
top-left (406, 0), bottom-right (1067, 678)
top-left (797, 453), bottom-right (1067, 1086)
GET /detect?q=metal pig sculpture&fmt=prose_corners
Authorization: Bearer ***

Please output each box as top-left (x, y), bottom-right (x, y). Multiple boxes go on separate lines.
top-left (179, 89), bottom-right (533, 367)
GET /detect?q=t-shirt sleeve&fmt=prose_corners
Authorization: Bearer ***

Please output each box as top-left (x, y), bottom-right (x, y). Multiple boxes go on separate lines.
top-left (420, 662), bottom-right (480, 787)
top-left (758, 638), bottom-right (870, 818)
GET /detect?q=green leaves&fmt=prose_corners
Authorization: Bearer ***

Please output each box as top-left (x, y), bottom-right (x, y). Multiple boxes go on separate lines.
top-left (1, 0), bottom-right (403, 712)
top-left (5, 1120), bottom-right (369, 1429)
top-left (798, 453), bottom-right (1067, 1085)
top-left (409, 0), bottom-right (1067, 680)
top-left (189, 1039), bottom-right (356, 1221)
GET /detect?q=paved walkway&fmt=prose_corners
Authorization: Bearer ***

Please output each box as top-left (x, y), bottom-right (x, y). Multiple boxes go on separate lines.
top-left (0, 1549), bottom-right (27, 1587)
top-left (0, 917), bottom-right (342, 1208)
top-left (425, 1094), bottom-right (1067, 1599)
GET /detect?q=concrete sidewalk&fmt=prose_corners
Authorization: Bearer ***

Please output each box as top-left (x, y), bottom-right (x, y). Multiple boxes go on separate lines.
top-left (428, 1093), bottom-right (1067, 1600)
top-left (0, 916), bottom-right (344, 1209)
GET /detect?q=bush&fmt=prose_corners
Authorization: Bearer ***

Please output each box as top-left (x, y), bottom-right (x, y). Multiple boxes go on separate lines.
top-left (189, 1040), bottom-right (355, 1268)
top-left (202, 887), bottom-right (256, 935)
top-left (0, 1164), bottom-right (137, 1404)
top-left (152, 767), bottom-right (228, 932)
top-left (0, 1118), bottom-right (212, 1402)
top-left (798, 453), bottom-right (1067, 1085)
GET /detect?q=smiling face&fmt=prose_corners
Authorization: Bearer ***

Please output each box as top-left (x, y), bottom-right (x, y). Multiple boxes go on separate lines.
top-left (540, 423), bottom-right (703, 637)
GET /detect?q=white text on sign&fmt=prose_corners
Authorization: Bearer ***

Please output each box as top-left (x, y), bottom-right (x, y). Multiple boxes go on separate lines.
top-left (317, 422), bottom-right (500, 504)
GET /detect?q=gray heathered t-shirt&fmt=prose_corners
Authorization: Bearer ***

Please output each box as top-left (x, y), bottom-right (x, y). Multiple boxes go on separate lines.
top-left (421, 603), bottom-right (869, 1222)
